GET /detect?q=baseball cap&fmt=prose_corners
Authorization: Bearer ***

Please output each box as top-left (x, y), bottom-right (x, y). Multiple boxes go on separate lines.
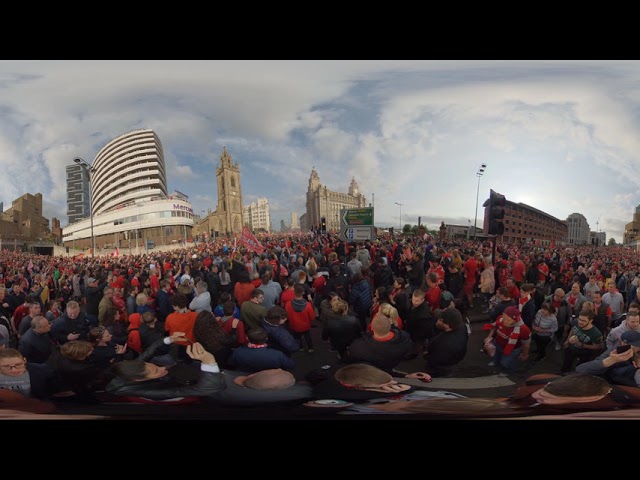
top-left (0, 333), bottom-right (10, 346)
top-left (621, 330), bottom-right (640, 347)
top-left (503, 306), bottom-right (521, 320)
top-left (87, 277), bottom-right (97, 284)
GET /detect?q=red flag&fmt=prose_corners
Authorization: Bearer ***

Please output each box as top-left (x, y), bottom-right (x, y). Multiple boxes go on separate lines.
top-left (239, 226), bottom-right (264, 254)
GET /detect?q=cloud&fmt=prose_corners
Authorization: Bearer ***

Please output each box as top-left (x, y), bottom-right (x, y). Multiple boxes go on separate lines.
top-left (2, 61), bottom-right (640, 244)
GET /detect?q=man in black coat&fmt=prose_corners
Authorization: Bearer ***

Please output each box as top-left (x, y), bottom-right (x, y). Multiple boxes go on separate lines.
top-left (18, 316), bottom-right (54, 364)
top-left (373, 257), bottom-right (393, 289)
top-left (345, 314), bottom-right (411, 374)
top-left (205, 264), bottom-right (222, 308)
top-left (423, 308), bottom-right (468, 377)
top-left (404, 289), bottom-right (435, 358)
top-left (488, 287), bottom-right (516, 322)
top-left (85, 276), bottom-right (109, 328)
top-left (106, 333), bottom-right (226, 400)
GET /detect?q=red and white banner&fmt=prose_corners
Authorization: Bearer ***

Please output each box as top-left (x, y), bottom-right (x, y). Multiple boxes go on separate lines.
top-left (239, 226), bottom-right (264, 254)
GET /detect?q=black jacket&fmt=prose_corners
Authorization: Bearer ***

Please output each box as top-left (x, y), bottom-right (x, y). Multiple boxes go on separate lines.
top-left (373, 264), bottom-right (393, 289)
top-left (18, 329), bottom-right (53, 364)
top-left (85, 280), bottom-right (109, 316)
top-left (405, 301), bottom-right (434, 342)
top-left (50, 312), bottom-right (91, 345)
top-left (105, 338), bottom-right (226, 400)
top-left (424, 326), bottom-right (468, 370)
top-left (327, 314), bottom-right (362, 353)
top-left (345, 327), bottom-right (411, 374)
top-left (406, 259), bottom-right (424, 288)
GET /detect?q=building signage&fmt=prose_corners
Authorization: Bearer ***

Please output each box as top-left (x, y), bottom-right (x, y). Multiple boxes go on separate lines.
top-left (173, 203), bottom-right (194, 214)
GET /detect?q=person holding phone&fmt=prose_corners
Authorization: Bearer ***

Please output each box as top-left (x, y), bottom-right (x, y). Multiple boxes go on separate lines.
top-left (106, 332), bottom-right (225, 401)
top-left (576, 330), bottom-right (640, 387)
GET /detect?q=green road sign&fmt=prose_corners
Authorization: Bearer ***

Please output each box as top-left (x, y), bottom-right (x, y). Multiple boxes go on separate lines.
top-left (341, 208), bottom-right (374, 226)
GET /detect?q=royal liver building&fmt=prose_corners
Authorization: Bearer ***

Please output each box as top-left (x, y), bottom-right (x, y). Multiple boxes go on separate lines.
top-left (304, 167), bottom-right (367, 232)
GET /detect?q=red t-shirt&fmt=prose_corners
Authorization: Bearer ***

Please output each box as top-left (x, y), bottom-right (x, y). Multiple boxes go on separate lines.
top-left (280, 289), bottom-right (295, 307)
top-left (512, 260), bottom-right (525, 282)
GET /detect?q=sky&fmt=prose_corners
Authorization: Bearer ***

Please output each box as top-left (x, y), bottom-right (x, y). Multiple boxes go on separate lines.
top-left (0, 60), bottom-right (638, 243)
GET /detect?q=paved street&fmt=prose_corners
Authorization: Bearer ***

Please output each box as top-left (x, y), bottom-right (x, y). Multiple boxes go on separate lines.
top-left (291, 298), bottom-right (569, 400)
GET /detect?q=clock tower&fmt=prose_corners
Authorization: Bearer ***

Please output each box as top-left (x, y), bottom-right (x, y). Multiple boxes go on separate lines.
top-left (211, 146), bottom-right (244, 236)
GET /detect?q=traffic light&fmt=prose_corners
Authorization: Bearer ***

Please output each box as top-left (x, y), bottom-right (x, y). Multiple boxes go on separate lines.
top-left (488, 189), bottom-right (506, 235)
top-left (321, 217), bottom-right (327, 234)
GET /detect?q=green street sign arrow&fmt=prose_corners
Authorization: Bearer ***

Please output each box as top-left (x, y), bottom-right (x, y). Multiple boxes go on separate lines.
top-left (341, 208), bottom-right (374, 226)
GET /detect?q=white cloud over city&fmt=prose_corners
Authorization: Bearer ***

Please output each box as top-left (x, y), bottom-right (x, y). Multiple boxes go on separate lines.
top-left (0, 60), bottom-right (639, 243)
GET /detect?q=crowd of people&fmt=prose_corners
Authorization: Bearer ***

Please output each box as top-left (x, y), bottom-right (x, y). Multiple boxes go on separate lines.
top-left (2, 230), bottom-right (640, 418)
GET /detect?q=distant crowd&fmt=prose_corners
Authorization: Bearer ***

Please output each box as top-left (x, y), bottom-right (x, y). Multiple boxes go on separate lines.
top-left (2, 232), bottom-right (640, 418)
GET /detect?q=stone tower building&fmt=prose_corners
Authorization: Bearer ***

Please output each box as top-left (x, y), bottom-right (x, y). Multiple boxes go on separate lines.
top-left (210, 146), bottom-right (244, 236)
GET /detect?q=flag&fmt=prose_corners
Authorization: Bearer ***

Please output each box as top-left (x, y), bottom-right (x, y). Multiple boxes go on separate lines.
top-left (113, 247), bottom-right (120, 257)
top-left (28, 259), bottom-right (33, 271)
top-left (239, 226), bottom-right (264, 254)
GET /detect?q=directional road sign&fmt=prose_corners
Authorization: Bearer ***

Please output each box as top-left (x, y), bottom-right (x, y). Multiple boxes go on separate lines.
top-left (341, 208), bottom-right (374, 226)
top-left (342, 226), bottom-right (375, 241)
top-left (339, 207), bottom-right (374, 241)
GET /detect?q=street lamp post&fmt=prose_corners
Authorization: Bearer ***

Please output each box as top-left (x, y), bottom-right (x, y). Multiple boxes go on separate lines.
top-left (395, 202), bottom-right (403, 231)
top-left (73, 157), bottom-right (95, 257)
top-left (473, 163), bottom-right (487, 240)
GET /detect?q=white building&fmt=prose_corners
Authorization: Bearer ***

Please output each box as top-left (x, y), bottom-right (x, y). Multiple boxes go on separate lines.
top-left (590, 231), bottom-right (607, 247)
top-left (291, 211), bottom-right (299, 230)
top-left (243, 197), bottom-right (271, 233)
top-left (566, 213), bottom-right (590, 245)
top-left (62, 129), bottom-right (193, 252)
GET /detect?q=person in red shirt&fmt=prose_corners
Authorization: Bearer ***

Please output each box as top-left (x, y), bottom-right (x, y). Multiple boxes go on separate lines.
top-left (284, 284), bottom-right (316, 352)
top-left (234, 271), bottom-right (255, 307)
top-left (280, 277), bottom-right (296, 308)
top-left (537, 259), bottom-right (550, 287)
top-left (511, 255), bottom-right (526, 287)
top-left (421, 272), bottom-right (441, 312)
top-left (462, 253), bottom-right (479, 307)
top-left (484, 305), bottom-right (531, 376)
top-left (164, 293), bottom-right (198, 346)
top-left (506, 278), bottom-right (520, 302)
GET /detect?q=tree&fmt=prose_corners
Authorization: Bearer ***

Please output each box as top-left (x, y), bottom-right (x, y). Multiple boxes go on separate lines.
top-left (411, 225), bottom-right (419, 234)
top-left (403, 224), bottom-right (412, 233)
top-left (608, 237), bottom-right (617, 246)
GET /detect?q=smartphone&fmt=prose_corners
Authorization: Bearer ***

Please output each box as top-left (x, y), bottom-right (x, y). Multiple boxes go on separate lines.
top-left (616, 344), bottom-right (632, 354)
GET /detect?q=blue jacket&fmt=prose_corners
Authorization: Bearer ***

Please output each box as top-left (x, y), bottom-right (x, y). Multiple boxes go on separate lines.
top-left (349, 280), bottom-right (373, 315)
top-left (228, 345), bottom-right (295, 373)
top-left (261, 318), bottom-right (299, 354)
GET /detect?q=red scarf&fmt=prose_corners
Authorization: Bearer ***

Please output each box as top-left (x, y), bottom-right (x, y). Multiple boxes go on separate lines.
top-left (247, 343), bottom-right (268, 349)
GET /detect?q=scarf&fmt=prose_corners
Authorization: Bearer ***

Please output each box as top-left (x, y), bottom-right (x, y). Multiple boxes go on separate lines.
top-left (483, 316), bottom-right (523, 356)
top-left (519, 295), bottom-right (530, 312)
top-left (503, 319), bottom-right (524, 356)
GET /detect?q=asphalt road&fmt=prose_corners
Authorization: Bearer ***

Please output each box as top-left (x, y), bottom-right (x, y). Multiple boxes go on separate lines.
top-left (292, 300), bottom-right (568, 400)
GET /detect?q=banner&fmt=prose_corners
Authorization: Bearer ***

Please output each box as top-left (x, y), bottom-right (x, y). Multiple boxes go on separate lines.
top-left (239, 226), bottom-right (264, 254)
